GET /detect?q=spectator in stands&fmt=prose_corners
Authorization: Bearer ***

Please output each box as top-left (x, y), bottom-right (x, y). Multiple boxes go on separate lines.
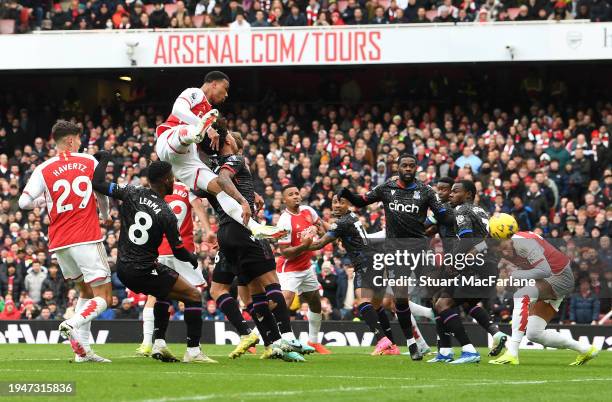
top-left (320, 297), bottom-right (342, 320)
top-left (112, 4), bottom-right (130, 28)
top-left (202, 13), bottom-right (216, 27)
top-left (173, 301), bottom-right (185, 320)
top-left (229, 9), bottom-right (250, 29)
top-left (0, 263), bottom-right (23, 301)
top-left (195, 0), bottom-right (215, 16)
top-left (331, 11), bottom-right (345, 25)
top-left (405, 0), bottom-right (419, 22)
top-left (173, 0), bottom-right (190, 27)
top-left (0, 299), bottom-right (21, 320)
top-left (251, 9), bottom-right (269, 26)
top-left (24, 261), bottom-right (46, 304)
top-left (37, 306), bottom-right (52, 320)
top-left (283, 4), bottom-right (307, 26)
top-left (115, 298), bottom-right (139, 319)
top-left (223, 0), bottom-right (242, 24)
top-left (203, 300), bottom-right (225, 321)
top-left (98, 295), bottom-right (118, 319)
top-left (92, 3), bottom-right (112, 29)
top-left (371, 6), bottom-right (389, 24)
top-left (434, 5), bottom-right (456, 22)
top-left (306, 0), bottom-right (320, 25)
top-left (589, 0), bottom-right (610, 22)
top-left (455, 146), bottom-right (483, 173)
top-left (314, 11), bottom-right (330, 25)
top-left (570, 278), bottom-right (600, 324)
top-left (575, 3), bottom-right (591, 20)
top-left (318, 261), bottom-right (338, 307)
top-left (41, 263), bottom-right (66, 309)
top-left (149, 1), bottom-right (170, 28)
top-left (130, 1), bottom-right (145, 26)
top-left (511, 195), bottom-right (536, 231)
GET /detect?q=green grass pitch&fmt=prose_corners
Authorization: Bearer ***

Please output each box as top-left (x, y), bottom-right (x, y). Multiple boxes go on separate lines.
top-left (1, 344), bottom-right (610, 402)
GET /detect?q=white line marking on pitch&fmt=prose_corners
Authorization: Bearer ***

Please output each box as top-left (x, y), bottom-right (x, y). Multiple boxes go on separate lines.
top-left (133, 379), bottom-right (612, 402)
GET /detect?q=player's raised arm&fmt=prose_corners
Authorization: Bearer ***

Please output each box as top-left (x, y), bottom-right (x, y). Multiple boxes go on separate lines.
top-left (171, 88), bottom-right (206, 126)
top-left (339, 185), bottom-right (382, 208)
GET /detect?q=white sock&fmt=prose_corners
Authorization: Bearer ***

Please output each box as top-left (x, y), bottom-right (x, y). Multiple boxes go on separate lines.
top-left (439, 347), bottom-right (453, 356)
top-left (281, 332), bottom-right (297, 342)
top-left (142, 307), bottom-right (154, 346)
top-left (409, 301), bottom-right (433, 319)
top-left (187, 346), bottom-right (201, 357)
top-left (76, 298), bottom-right (92, 353)
top-left (508, 296), bottom-right (532, 357)
top-left (167, 126), bottom-right (198, 151)
top-left (411, 314), bottom-right (428, 349)
top-left (215, 191), bottom-right (260, 230)
top-left (154, 339), bottom-right (167, 348)
top-left (462, 344), bottom-right (477, 353)
top-left (307, 311), bottom-right (322, 344)
top-left (526, 316), bottom-right (589, 354)
top-left (66, 297), bottom-right (107, 329)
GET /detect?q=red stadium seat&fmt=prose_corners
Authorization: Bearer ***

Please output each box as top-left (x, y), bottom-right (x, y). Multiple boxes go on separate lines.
top-left (144, 4), bottom-right (154, 15)
top-left (165, 3), bottom-right (177, 17)
top-left (426, 10), bottom-right (437, 21)
top-left (337, 0), bottom-right (348, 12)
top-left (193, 14), bottom-right (204, 27)
top-left (0, 19), bottom-right (15, 34)
top-left (507, 7), bottom-right (520, 20)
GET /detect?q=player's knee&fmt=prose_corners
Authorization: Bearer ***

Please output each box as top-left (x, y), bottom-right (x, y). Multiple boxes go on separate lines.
top-left (525, 322), bottom-right (545, 344)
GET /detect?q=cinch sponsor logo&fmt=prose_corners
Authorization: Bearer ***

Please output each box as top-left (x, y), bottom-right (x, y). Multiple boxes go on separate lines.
top-left (389, 200), bottom-right (420, 213)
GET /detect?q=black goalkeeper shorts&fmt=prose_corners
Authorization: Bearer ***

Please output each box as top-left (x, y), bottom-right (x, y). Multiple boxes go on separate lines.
top-left (117, 262), bottom-right (178, 299)
top-left (217, 221), bottom-right (275, 285)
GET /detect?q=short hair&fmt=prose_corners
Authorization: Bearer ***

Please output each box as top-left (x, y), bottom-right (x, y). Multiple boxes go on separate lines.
top-left (52, 120), bottom-right (80, 142)
top-left (399, 153), bottom-right (417, 163)
top-left (204, 71), bottom-right (229, 84)
top-left (458, 179), bottom-right (476, 198)
top-left (437, 177), bottom-right (455, 186)
top-left (281, 184), bottom-right (298, 194)
top-left (147, 161), bottom-right (173, 184)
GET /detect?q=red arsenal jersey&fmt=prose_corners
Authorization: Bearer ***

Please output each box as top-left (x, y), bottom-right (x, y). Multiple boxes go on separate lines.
top-left (158, 182), bottom-right (196, 256)
top-left (156, 88), bottom-right (212, 137)
top-left (276, 205), bottom-right (319, 273)
top-left (22, 151), bottom-right (104, 251)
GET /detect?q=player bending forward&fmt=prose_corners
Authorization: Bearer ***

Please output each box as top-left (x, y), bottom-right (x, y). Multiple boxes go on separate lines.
top-left (94, 154), bottom-right (216, 363)
top-left (154, 70), bottom-right (283, 240)
top-left (488, 213), bottom-right (599, 366)
top-left (136, 180), bottom-right (209, 358)
top-left (19, 121), bottom-right (112, 362)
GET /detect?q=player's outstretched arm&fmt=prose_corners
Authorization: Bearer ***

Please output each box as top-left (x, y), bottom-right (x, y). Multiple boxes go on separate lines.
top-left (92, 151), bottom-right (116, 196)
top-left (307, 233), bottom-right (337, 251)
top-left (339, 187), bottom-right (380, 208)
top-left (279, 237), bottom-right (313, 260)
top-left (19, 168), bottom-right (46, 210)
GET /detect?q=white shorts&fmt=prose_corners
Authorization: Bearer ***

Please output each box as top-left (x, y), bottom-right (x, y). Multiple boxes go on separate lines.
top-left (155, 127), bottom-right (217, 191)
top-left (542, 263), bottom-right (574, 311)
top-left (278, 269), bottom-right (320, 295)
top-left (158, 255), bottom-right (206, 287)
top-left (55, 242), bottom-right (111, 287)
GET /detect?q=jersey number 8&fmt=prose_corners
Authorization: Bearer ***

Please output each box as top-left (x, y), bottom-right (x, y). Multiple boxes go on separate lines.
top-left (129, 211), bottom-right (153, 245)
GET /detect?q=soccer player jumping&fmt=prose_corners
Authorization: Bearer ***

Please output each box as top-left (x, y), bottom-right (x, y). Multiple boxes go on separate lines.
top-left (155, 70), bottom-right (283, 240)
top-left (488, 213), bottom-right (599, 366)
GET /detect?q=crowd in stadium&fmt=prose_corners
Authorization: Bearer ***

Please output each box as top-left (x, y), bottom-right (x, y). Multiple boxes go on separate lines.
top-left (0, 0), bottom-right (610, 33)
top-left (0, 89), bottom-right (610, 326)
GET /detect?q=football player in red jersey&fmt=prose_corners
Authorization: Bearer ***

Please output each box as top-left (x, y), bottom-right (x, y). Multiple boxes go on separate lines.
top-left (488, 214), bottom-right (599, 366)
top-left (276, 185), bottom-right (331, 354)
top-left (155, 70), bottom-right (284, 241)
top-left (19, 121), bottom-right (112, 362)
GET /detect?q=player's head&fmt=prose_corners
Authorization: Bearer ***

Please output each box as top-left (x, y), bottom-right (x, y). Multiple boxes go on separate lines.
top-left (52, 120), bottom-right (81, 152)
top-left (203, 71), bottom-right (229, 105)
top-left (222, 131), bottom-right (243, 155)
top-left (332, 194), bottom-right (350, 217)
top-left (147, 161), bottom-right (174, 195)
top-left (450, 179), bottom-right (476, 207)
top-left (398, 154), bottom-right (417, 184)
top-left (489, 213), bottom-right (519, 240)
top-left (281, 184), bottom-right (301, 209)
top-left (435, 177), bottom-right (455, 203)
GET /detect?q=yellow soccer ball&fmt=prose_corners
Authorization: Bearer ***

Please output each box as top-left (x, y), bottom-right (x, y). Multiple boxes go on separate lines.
top-left (489, 213), bottom-right (519, 239)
